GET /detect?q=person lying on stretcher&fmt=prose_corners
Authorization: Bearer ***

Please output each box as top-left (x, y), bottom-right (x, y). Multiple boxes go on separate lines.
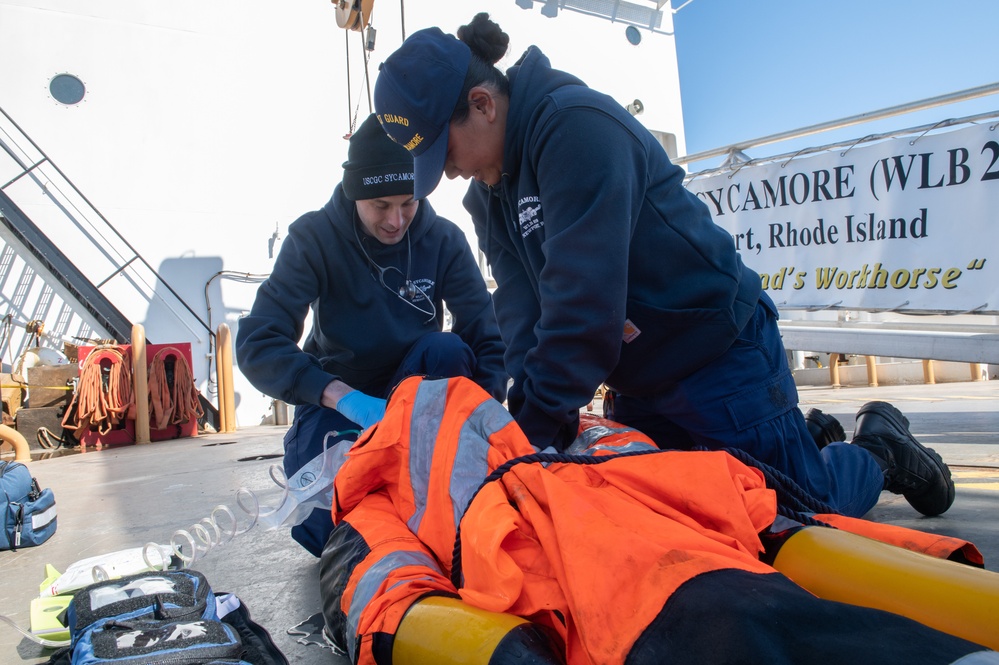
top-left (318, 375), bottom-right (999, 665)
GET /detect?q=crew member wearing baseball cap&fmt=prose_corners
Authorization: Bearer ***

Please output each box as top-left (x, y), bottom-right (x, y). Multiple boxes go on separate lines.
top-left (373, 14), bottom-right (954, 520)
top-left (236, 112), bottom-right (507, 556)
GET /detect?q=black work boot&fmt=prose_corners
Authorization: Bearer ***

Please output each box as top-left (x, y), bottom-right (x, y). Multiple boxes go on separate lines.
top-left (852, 401), bottom-right (955, 516)
top-left (804, 408), bottom-right (846, 449)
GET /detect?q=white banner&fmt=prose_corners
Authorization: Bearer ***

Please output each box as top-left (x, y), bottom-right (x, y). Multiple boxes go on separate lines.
top-left (685, 123), bottom-right (999, 314)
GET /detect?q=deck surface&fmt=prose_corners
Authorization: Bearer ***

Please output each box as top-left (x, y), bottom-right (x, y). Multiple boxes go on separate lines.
top-left (2, 379), bottom-right (997, 664)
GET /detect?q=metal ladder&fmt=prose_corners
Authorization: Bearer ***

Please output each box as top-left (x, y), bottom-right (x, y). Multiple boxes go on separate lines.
top-left (0, 104), bottom-right (220, 428)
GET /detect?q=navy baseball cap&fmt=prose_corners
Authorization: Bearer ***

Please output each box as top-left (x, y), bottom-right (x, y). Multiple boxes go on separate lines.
top-left (374, 27), bottom-right (471, 200)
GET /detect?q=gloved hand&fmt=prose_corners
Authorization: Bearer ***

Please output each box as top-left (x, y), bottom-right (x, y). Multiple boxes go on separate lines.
top-left (336, 390), bottom-right (387, 429)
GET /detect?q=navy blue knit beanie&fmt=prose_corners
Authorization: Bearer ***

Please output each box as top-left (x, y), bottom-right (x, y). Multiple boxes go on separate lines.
top-left (341, 113), bottom-right (415, 201)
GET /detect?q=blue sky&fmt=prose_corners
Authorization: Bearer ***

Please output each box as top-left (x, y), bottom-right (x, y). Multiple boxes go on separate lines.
top-left (671, 0), bottom-right (998, 169)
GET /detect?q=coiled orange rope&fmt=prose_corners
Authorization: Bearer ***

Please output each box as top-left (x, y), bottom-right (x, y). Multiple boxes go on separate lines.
top-left (147, 347), bottom-right (203, 430)
top-left (62, 346), bottom-right (135, 435)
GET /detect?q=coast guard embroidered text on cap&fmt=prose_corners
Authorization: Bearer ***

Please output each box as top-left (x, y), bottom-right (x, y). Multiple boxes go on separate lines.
top-left (374, 27), bottom-right (471, 200)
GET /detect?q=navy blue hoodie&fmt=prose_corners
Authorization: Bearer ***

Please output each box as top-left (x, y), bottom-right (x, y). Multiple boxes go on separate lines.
top-left (236, 186), bottom-right (507, 407)
top-left (463, 47), bottom-right (761, 450)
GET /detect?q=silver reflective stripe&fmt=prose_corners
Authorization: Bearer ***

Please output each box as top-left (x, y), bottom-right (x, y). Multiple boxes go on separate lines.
top-left (568, 425), bottom-right (618, 452)
top-left (566, 425), bottom-right (658, 455)
top-left (406, 380), bottom-right (516, 535)
top-left (450, 399), bottom-right (511, 525)
top-left (345, 549), bottom-right (442, 657)
top-left (581, 441), bottom-right (659, 455)
top-left (31, 503), bottom-right (56, 529)
top-left (407, 380), bottom-right (448, 535)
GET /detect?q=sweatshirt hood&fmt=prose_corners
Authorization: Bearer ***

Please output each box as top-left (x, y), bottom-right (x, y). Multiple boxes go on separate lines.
top-left (502, 47), bottom-right (587, 179)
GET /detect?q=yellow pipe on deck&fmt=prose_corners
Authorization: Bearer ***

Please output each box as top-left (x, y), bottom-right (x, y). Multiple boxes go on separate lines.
top-left (0, 423), bottom-right (31, 462)
top-left (773, 526), bottom-right (999, 650)
top-left (216, 323), bottom-right (236, 433)
top-left (393, 596), bottom-right (561, 665)
top-left (132, 324), bottom-right (151, 444)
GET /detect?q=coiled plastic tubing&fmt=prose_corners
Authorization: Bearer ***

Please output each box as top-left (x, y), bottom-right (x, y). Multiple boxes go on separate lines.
top-left (163, 429), bottom-right (353, 567)
top-left (161, 486), bottom-right (262, 568)
top-left (164, 458), bottom-right (311, 567)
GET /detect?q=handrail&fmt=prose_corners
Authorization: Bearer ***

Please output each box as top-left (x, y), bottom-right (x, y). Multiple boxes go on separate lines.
top-left (0, 104), bottom-right (212, 337)
top-left (675, 81), bottom-right (999, 167)
top-left (682, 110), bottom-right (999, 184)
top-left (778, 323), bottom-right (999, 366)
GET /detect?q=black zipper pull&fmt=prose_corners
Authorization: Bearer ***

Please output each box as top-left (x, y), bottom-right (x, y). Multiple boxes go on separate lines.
top-left (103, 619), bottom-right (139, 631)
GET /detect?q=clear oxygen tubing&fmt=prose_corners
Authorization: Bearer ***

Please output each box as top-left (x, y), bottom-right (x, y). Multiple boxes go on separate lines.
top-left (252, 428), bottom-right (360, 531)
top-left (166, 487), bottom-right (261, 567)
top-left (0, 614), bottom-right (69, 649)
top-left (159, 427), bottom-right (359, 565)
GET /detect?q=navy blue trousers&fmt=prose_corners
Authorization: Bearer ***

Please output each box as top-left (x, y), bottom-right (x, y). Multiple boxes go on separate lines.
top-left (284, 332), bottom-right (476, 556)
top-left (608, 293), bottom-right (884, 518)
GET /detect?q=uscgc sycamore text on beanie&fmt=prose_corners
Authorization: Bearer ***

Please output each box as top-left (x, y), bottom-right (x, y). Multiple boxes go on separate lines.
top-left (341, 113), bottom-right (415, 201)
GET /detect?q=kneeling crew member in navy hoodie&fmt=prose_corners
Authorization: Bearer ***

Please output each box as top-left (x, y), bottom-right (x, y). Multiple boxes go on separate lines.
top-left (236, 113), bottom-right (507, 556)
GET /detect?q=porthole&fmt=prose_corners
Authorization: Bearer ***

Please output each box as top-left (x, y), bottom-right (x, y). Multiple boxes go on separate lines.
top-left (49, 74), bottom-right (86, 105)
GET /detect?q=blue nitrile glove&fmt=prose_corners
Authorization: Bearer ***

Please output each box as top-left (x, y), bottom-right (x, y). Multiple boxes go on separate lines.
top-left (336, 390), bottom-right (387, 429)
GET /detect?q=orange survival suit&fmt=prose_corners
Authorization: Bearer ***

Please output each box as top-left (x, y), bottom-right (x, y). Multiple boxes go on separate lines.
top-left (319, 376), bottom-right (992, 665)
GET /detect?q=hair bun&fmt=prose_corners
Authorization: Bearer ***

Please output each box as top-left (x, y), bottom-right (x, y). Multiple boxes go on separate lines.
top-left (457, 12), bottom-right (509, 65)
